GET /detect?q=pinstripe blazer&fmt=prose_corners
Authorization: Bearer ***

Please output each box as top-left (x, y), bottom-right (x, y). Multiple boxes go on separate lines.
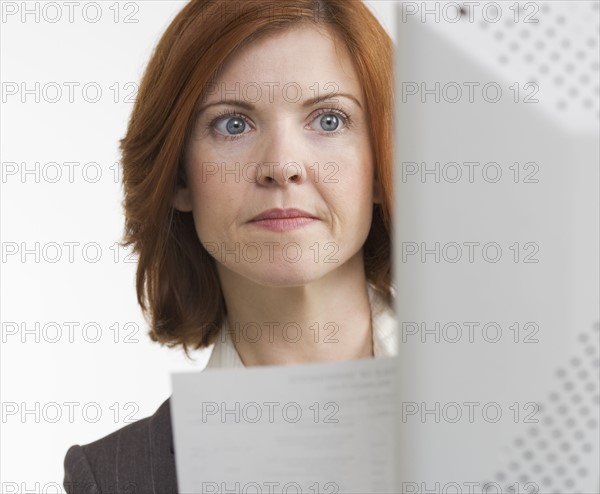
top-left (63, 398), bottom-right (178, 494)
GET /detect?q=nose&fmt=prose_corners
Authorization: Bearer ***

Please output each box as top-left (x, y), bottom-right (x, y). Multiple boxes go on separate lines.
top-left (257, 161), bottom-right (304, 186)
top-left (254, 127), bottom-right (308, 187)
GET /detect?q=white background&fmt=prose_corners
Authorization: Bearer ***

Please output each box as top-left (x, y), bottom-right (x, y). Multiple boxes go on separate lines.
top-left (0, 0), bottom-right (396, 490)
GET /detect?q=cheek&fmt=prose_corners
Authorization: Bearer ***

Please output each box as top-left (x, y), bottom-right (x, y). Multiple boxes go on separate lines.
top-left (343, 155), bottom-right (376, 225)
top-left (335, 154), bottom-right (375, 199)
top-left (184, 164), bottom-right (218, 232)
top-left (188, 166), bottom-right (248, 238)
top-left (187, 154), bottom-right (231, 205)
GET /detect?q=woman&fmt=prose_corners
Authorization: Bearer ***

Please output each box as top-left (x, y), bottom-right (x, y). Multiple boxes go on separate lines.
top-left (63, 0), bottom-right (394, 492)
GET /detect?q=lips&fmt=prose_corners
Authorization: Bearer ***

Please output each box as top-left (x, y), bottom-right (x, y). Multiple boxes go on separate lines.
top-left (249, 208), bottom-right (317, 222)
top-left (248, 208), bottom-right (319, 232)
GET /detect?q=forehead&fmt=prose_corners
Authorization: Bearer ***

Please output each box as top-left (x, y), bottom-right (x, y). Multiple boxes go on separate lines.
top-left (206, 24), bottom-right (363, 102)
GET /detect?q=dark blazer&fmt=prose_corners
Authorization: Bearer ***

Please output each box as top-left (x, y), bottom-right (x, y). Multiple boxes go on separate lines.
top-left (63, 397), bottom-right (178, 494)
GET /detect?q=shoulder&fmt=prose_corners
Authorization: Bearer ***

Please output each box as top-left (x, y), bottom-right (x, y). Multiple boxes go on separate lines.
top-left (63, 397), bottom-right (177, 494)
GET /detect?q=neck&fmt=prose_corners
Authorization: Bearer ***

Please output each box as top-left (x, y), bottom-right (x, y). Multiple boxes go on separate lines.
top-left (216, 252), bottom-right (374, 366)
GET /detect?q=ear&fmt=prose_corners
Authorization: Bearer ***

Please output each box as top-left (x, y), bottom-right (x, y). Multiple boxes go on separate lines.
top-left (372, 174), bottom-right (383, 205)
top-left (173, 186), bottom-right (193, 212)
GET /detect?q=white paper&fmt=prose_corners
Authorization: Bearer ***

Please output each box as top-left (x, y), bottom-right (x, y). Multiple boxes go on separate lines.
top-left (171, 357), bottom-right (398, 494)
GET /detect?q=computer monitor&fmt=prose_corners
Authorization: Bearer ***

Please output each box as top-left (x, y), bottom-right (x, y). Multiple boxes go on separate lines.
top-left (393, 1), bottom-right (599, 492)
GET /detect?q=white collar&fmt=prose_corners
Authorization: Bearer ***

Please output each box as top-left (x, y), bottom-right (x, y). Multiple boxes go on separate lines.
top-left (205, 283), bottom-right (397, 369)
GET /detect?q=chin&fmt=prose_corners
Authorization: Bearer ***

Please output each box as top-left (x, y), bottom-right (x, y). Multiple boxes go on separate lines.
top-left (239, 262), bottom-right (334, 288)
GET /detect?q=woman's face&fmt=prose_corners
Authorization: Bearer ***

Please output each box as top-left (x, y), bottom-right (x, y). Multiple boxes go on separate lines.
top-left (175, 23), bottom-right (381, 287)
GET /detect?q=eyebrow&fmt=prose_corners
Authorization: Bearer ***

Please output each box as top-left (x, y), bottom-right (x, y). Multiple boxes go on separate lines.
top-left (307, 92), bottom-right (362, 109)
top-left (196, 91), bottom-right (363, 115)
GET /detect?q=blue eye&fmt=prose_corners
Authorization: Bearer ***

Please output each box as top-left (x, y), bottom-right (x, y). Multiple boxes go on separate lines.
top-left (214, 115), bottom-right (248, 135)
top-left (319, 114), bottom-right (339, 131)
top-left (309, 107), bottom-right (350, 134)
